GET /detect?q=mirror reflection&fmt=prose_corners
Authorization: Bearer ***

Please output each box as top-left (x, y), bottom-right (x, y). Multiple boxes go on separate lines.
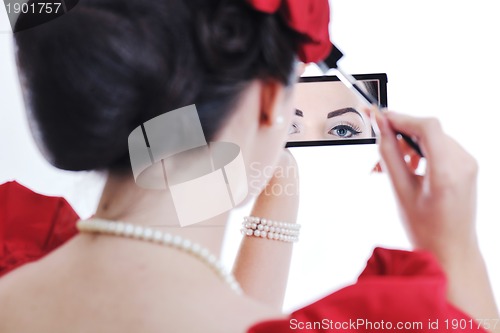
top-left (288, 79), bottom-right (381, 143)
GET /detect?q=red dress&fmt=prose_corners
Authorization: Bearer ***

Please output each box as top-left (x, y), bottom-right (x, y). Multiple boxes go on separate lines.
top-left (248, 247), bottom-right (487, 332)
top-left (0, 181), bottom-right (487, 332)
top-left (0, 181), bottom-right (79, 277)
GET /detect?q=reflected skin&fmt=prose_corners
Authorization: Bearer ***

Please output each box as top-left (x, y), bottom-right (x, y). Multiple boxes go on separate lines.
top-left (290, 81), bottom-right (373, 141)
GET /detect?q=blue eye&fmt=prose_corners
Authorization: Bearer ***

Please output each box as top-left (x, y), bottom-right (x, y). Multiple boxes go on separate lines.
top-left (328, 124), bottom-right (361, 138)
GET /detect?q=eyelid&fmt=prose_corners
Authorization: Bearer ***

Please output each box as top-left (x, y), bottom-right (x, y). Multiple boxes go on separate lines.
top-left (327, 119), bottom-right (362, 131)
top-left (331, 124), bottom-right (361, 134)
top-left (330, 121), bottom-right (361, 131)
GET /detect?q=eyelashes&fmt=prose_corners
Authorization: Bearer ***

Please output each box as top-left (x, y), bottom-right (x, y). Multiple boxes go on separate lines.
top-left (328, 122), bottom-right (362, 138)
top-left (289, 121), bottom-right (364, 138)
top-left (328, 124), bottom-right (362, 138)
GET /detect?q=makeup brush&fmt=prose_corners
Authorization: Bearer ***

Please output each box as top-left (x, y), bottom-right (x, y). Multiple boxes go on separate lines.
top-left (317, 44), bottom-right (424, 157)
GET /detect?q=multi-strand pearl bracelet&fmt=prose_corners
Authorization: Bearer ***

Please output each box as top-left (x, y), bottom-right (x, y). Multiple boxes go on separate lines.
top-left (241, 216), bottom-right (300, 243)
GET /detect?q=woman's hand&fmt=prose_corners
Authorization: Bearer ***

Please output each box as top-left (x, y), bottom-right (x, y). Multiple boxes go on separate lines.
top-left (377, 112), bottom-right (478, 260)
top-left (376, 111), bottom-right (499, 327)
top-left (233, 149), bottom-right (299, 309)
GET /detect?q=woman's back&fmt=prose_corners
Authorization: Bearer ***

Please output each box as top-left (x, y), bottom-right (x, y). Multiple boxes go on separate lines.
top-left (4, 1), bottom-right (299, 329)
top-left (0, 234), bottom-right (282, 333)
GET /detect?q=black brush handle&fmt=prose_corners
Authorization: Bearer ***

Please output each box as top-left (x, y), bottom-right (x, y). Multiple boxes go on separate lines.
top-left (398, 133), bottom-right (424, 157)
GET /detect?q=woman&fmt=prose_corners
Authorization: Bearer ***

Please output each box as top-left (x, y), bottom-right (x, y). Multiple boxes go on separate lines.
top-left (290, 80), bottom-right (375, 141)
top-left (0, 0), bottom-right (497, 332)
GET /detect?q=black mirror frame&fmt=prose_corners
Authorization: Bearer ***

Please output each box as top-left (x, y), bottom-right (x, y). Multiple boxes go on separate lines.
top-left (286, 73), bottom-right (388, 148)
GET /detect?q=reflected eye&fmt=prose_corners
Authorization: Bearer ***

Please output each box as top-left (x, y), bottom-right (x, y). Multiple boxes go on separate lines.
top-left (328, 124), bottom-right (362, 138)
top-left (289, 123), bottom-right (300, 135)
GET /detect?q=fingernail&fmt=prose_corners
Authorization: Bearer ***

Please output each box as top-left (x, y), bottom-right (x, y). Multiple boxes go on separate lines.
top-left (370, 163), bottom-right (383, 174)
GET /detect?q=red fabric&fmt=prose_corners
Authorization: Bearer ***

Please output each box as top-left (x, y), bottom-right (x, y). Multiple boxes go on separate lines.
top-left (0, 182), bottom-right (486, 332)
top-left (0, 181), bottom-right (79, 277)
top-left (247, 0), bottom-right (281, 13)
top-left (246, 0), bottom-right (332, 63)
top-left (249, 247), bottom-right (487, 333)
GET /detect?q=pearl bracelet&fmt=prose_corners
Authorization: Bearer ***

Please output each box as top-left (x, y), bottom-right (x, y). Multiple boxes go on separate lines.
top-left (240, 216), bottom-right (300, 243)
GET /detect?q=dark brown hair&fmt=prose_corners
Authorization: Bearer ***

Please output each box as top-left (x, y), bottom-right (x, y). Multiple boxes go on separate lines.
top-left (14, 0), bottom-right (299, 171)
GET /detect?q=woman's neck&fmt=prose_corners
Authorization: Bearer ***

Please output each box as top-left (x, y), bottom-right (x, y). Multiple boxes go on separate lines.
top-left (93, 172), bottom-right (229, 255)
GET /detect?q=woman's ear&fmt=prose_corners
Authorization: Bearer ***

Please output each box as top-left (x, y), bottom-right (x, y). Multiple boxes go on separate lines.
top-left (259, 80), bottom-right (287, 128)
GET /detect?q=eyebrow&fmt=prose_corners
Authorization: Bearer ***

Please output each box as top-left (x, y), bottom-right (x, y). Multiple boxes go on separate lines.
top-left (295, 109), bottom-right (303, 117)
top-left (327, 107), bottom-right (362, 119)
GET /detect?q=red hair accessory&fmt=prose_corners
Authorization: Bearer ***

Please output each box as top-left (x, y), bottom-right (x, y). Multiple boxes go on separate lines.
top-left (247, 0), bottom-right (332, 63)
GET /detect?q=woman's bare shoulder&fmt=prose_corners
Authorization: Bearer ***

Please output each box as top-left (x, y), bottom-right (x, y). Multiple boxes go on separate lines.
top-left (0, 235), bottom-right (82, 330)
top-left (0, 252), bottom-right (51, 297)
top-left (0, 260), bottom-right (47, 331)
top-left (0, 237), bottom-right (286, 333)
top-left (0, 270), bottom-right (284, 333)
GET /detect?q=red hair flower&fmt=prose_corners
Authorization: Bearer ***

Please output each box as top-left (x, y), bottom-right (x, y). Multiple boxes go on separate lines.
top-left (247, 0), bottom-right (332, 63)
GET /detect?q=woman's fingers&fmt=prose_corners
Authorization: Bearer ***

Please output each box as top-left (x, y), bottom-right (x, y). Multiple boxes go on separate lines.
top-left (375, 112), bottom-right (416, 199)
top-left (371, 142), bottom-right (421, 174)
top-left (384, 112), bottom-right (475, 188)
top-left (384, 112), bottom-right (447, 166)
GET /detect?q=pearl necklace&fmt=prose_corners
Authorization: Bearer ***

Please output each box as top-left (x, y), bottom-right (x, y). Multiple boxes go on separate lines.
top-left (76, 219), bottom-right (242, 295)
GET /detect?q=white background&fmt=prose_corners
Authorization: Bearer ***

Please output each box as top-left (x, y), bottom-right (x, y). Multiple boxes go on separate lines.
top-left (1, 0), bottom-right (499, 313)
